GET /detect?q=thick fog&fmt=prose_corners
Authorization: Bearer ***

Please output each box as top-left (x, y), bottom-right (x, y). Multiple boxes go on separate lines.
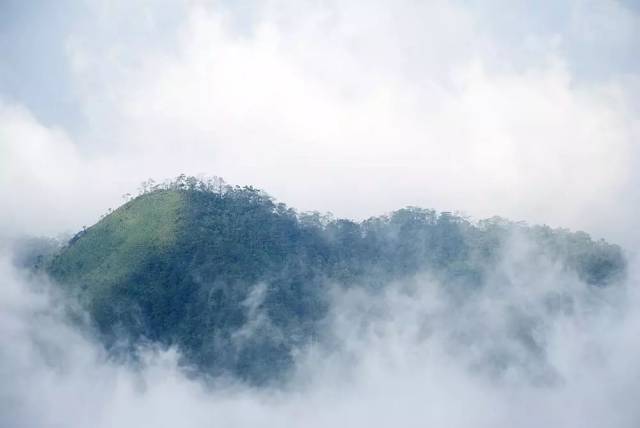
top-left (2, 233), bottom-right (640, 428)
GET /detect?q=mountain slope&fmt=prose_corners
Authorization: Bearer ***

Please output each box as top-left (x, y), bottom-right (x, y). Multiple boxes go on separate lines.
top-left (45, 177), bottom-right (627, 383)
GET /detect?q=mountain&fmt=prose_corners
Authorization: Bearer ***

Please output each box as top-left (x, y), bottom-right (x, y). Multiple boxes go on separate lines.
top-left (44, 176), bottom-right (626, 384)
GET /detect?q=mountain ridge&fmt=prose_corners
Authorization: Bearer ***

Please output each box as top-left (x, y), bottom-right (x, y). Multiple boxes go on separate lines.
top-left (43, 176), bottom-right (627, 384)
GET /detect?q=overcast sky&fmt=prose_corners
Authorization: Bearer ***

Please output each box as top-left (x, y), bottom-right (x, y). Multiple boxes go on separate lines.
top-left (1, 0), bottom-right (639, 248)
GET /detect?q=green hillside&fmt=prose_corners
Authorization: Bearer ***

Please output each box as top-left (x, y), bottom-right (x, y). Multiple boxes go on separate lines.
top-left (45, 176), bottom-right (627, 384)
top-left (49, 189), bottom-right (184, 291)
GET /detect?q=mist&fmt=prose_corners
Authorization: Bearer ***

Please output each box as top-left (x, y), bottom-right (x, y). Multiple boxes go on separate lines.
top-left (2, 229), bottom-right (639, 427)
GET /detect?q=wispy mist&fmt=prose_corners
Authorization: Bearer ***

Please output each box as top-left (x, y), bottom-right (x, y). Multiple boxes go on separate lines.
top-left (2, 230), bottom-right (639, 427)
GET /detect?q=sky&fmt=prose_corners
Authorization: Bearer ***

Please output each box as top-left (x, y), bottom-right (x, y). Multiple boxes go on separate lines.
top-left (1, 0), bottom-right (639, 248)
top-left (2, 2), bottom-right (640, 427)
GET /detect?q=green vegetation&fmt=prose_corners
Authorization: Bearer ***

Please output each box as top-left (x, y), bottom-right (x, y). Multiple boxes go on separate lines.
top-left (49, 189), bottom-right (184, 290)
top-left (44, 176), bottom-right (626, 384)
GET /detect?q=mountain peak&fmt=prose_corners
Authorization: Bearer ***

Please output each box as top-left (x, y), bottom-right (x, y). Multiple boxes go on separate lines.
top-left (45, 177), bottom-right (626, 384)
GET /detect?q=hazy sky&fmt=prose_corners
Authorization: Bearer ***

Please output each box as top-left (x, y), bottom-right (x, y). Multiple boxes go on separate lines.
top-left (1, 0), bottom-right (639, 247)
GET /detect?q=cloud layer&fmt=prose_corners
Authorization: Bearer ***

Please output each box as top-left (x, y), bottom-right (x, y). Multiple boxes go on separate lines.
top-left (1, 0), bottom-right (639, 246)
top-left (1, 233), bottom-right (640, 427)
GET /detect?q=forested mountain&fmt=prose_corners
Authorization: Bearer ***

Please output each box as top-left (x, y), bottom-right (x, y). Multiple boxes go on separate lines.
top-left (42, 176), bottom-right (626, 384)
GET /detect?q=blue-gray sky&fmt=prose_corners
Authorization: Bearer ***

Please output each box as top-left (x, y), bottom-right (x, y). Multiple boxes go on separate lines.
top-left (1, 0), bottom-right (639, 248)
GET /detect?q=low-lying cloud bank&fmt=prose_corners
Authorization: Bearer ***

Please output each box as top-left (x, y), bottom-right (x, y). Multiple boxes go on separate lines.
top-left (2, 231), bottom-right (639, 428)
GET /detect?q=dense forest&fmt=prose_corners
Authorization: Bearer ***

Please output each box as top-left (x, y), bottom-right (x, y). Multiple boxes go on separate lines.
top-left (34, 176), bottom-right (626, 384)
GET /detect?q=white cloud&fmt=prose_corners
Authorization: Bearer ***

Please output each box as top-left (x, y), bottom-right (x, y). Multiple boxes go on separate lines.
top-left (1, 235), bottom-right (639, 427)
top-left (3, 1), bottom-right (638, 246)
